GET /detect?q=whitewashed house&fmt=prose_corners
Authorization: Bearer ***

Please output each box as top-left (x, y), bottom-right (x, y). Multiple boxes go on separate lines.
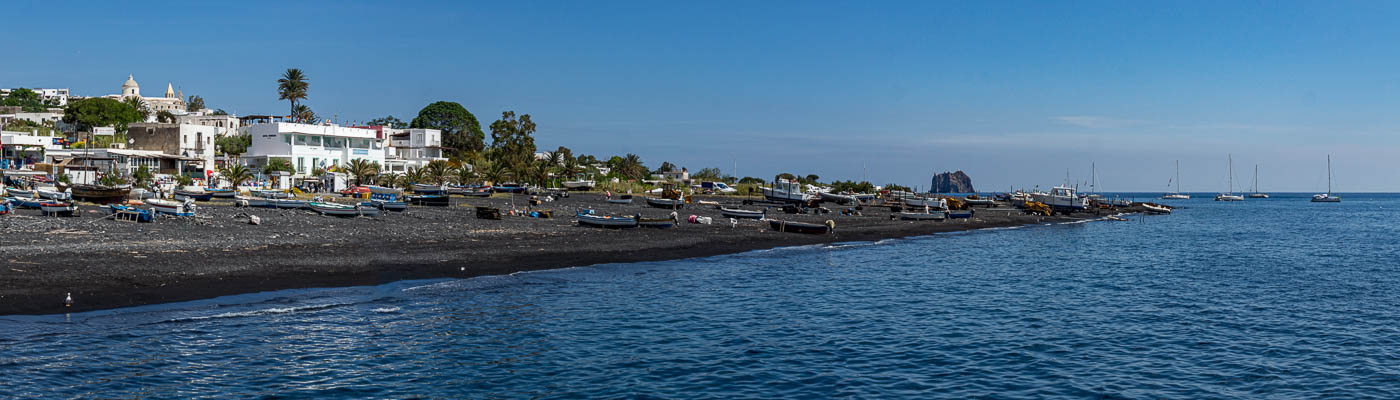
top-left (382, 128), bottom-right (448, 173)
top-left (240, 121), bottom-right (384, 177)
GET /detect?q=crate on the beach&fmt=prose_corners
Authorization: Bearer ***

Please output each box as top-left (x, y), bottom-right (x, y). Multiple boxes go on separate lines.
top-left (476, 207), bottom-right (502, 220)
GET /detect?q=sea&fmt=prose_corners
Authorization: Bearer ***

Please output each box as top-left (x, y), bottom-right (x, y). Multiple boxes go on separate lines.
top-left (3, 193), bottom-right (1398, 399)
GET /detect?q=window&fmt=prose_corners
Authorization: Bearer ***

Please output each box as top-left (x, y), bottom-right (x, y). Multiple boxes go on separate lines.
top-left (296, 135), bottom-right (308, 146)
top-left (297, 157), bottom-right (305, 173)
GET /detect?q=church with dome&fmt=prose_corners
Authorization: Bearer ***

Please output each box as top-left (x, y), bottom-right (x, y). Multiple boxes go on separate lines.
top-left (103, 75), bottom-right (187, 117)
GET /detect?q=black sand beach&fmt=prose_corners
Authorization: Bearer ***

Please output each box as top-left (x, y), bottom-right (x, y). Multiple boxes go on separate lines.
top-left (0, 193), bottom-right (1128, 315)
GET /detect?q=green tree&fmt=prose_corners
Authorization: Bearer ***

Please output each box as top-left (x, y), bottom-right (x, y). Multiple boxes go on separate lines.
top-left (401, 167), bottom-right (425, 190)
top-left (211, 109), bottom-right (229, 116)
top-left (292, 104), bottom-right (318, 124)
top-left (175, 174), bottom-right (194, 187)
top-left (346, 159), bottom-right (379, 186)
top-left (122, 96), bottom-right (152, 121)
top-left (156, 110), bottom-right (177, 123)
top-left (264, 158), bottom-right (295, 175)
top-left (410, 101), bottom-right (484, 156)
top-left (62, 98), bottom-right (144, 133)
top-left (479, 161), bottom-right (508, 185)
top-left (692, 167), bottom-right (724, 181)
top-left (2, 88), bottom-right (46, 112)
top-left (216, 134), bottom-right (252, 157)
top-left (132, 166), bottom-right (155, 189)
top-left (455, 166), bottom-right (477, 185)
top-left (655, 161), bottom-right (677, 174)
top-left (884, 183), bottom-right (912, 192)
top-left (220, 164), bottom-right (254, 189)
top-left (424, 159), bottom-right (454, 185)
top-left (488, 111), bottom-right (537, 168)
top-left (367, 115), bottom-right (407, 128)
top-left (277, 68), bottom-right (308, 120)
top-left (614, 153), bottom-right (647, 180)
top-left (186, 95), bottom-right (205, 111)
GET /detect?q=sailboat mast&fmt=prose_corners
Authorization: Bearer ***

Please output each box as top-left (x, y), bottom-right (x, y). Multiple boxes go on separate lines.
top-left (1176, 160), bottom-right (1181, 194)
top-left (1228, 154), bottom-right (1234, 194)
top-left (1327, 155), bottom-right (1333, 195)
top-left (1254, 164), bottom-right (1259, 193)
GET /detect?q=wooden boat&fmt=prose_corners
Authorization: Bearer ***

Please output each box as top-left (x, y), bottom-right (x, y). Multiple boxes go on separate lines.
top-left (69, 184), bottom-right (131, 204)
top-left (899, 211), bottom-right (946, 221)
top-left (719, 207), bottom-right (765, 219)
top-left (636, 213), bottom-right (678, 228)
top-left (407, 194), bottom-right (450, 206)
top-left (204, 188), bottom-right (237, 199)
top-left (174, 189), bottom-right (214, 202)
top-left (606, 195), bottom-right (633, 204)
top-left (270, 198), bottom-right (308, 209)
top-left (234, 195), bottom-right (272, 208)
top-left (308, 201), bottom-right (364, 217)
top-left (8, 196), bottom-right (44, 209)
top-left (768, 219), bottom-right (833, 234)
top-left (40, 201), bottom-right (77, 217)
top-left (577, 213), bottom-right (637, 228)
top-left (251, 189), bottom-right (291, 199)
top-left (108, 204), bottom-right (154, 222)
top-left (147, 199), bottom-right (196, 216)
top-left (645, 197), bottom-right (685, 209)
top-left (476, 207), bottom-right (503, 220)
top-left (412, 183), bottom-right (447, 194)
top-left (948, 209), bottom-right (974, 219)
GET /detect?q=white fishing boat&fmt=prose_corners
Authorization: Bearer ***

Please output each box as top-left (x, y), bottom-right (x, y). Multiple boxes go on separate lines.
top-left (1031, 186), bottom-right (1089, 212)
top-left (234, 195), bottom-right (271, 208)
top-left (1162, 160), bottom-right (1190, 199)
top-left (1312, 155), bottom-right (1341, 203)
top-left (36, 186), bottom-right (69, 201)
top-left (577, 213), bottom-right (637, 228)
top-left (1248, 164), bottom-right (1269, 198)
top-left (1142, 203), bottom-right (1172, 214)
top-left (308, 201), bottom-right (365, 217)
top-left (1214, 155), bottom-right (1244, 201)
top-left (147, 198), bottom-right (196, 216)
top-left (39, 201), bottom-right (77, 216)
top-left (719, 207), bottom-right (765, 219)
top-left (562, 178), bottom-right (595, 190)
top-left (761, 178), bottom-right (815, 204)
top-left (6, 187), bottom-right (35, 198)
top-left (271, 198), bottom-right (309, 209)
top-left (252, 189), bottom-right (291, 199)
top-left (818, 191), bottom-right (859, 205)
top-left (606, 194), bottom-right (633, 204)
top-left (904, 197), bottom-right (947, 209)
top-left (898, 208), bottom-right (947, 221)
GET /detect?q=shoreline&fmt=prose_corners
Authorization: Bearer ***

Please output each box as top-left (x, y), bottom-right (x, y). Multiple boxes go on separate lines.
top-left (1, 193), bottom-right (1127, 315)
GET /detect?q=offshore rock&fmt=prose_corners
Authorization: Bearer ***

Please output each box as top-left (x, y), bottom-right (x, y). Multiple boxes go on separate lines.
top-left (930, 171), bottom-right (975, 193)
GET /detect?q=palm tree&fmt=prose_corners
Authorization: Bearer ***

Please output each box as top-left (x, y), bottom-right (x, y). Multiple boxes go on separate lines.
top-left (292, 104), bottom-right (317, 124)
top-left (532, 159), bottom-right (555, 187)
top-left (617, 153), bottom-right (647, 180)
top-left (123, 97), bottom-right (151, 120)
top-left (560, 156), bottom-right (582, 179)
top-left (277, 68), bottom-right (309, 121)
top-left (401, 167), bottom-right (425, 191)
top-left (376, 173), bottom-right (402, 188)
top-left (424, 159), bottom-right (454, 185)
top-left (455, 166), bottom-right (476, 185)
top-left (346, 159), bottom-right (379, 186)
top-left (264, 158), bottom-right (295, 175)
top-left (480, 161), bottom-right (507, 185)
top-left (220, 164), bottom-right (254, 189)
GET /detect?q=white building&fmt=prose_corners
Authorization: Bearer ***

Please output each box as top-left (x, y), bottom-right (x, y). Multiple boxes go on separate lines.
top-left (382, 128), bottom-right (447, 173)
top-left (1, 88), bottom-right (69, 106)
top-left (1, 129), bottom-right (63, 169)
top-left (240, 121), bottom-right (384, 177)
top-left (177, 113), bottom-right (241, 136)
top-left (125, 123), bottom-right (219, 176)
top-left (103, 75), bottom-right (187, 117)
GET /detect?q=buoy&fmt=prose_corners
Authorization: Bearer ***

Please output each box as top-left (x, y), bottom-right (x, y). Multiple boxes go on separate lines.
top-left (64, 292), bottom-right (72, 307)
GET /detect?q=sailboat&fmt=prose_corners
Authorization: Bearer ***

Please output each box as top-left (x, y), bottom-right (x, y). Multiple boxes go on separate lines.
top-left (1311, 155), bottom-right (1341, 203)
top-left (1247, 164), bottom-right (1269, 198)
top-left (1214, 154), bottom-right (1244, 201)
top-left (1162, 160), bottom-right (1190, 199)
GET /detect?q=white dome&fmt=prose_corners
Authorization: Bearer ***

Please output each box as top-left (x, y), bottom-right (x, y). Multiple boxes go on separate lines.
top-left (122, 75), bottom-right (138, 89)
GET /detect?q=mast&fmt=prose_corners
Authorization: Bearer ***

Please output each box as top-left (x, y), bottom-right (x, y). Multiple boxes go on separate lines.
top-left (1254, 164), bottom-right (1259, 193)
top-left (1176, 160), bottom-right (1181, 194)
top-left (1327, 154), bottom-right (1333, 195)
top-left (1091, 162), bottom-right (1096, 195)
top-left (1227, 154), bottom-right (1234, 195)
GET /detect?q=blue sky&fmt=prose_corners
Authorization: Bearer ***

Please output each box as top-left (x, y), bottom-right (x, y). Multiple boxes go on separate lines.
top-left (4, 1), bottom-right (1397, 191)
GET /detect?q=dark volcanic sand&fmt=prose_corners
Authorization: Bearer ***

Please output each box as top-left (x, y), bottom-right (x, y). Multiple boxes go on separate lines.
top-left (0, 192), bottom-right (1127, 315)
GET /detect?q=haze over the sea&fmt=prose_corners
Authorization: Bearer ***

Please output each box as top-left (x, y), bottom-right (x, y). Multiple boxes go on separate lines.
top-left (4, 0), bottom-right (1396, 192)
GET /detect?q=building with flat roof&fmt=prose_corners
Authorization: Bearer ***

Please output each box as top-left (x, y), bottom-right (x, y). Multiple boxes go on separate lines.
top-left (240, 121), bottom-right (384, 177)
top-left (383, 128), bottom-right (448, 173)
top-left (126, 123), bottom-right (218, 176)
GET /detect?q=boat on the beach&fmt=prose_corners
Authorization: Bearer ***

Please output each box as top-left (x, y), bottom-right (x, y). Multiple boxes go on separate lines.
top-left (412, 183), bottom-right (447, 195)
top-left (67, 184), bottom-right (131, 203)
top-left (0, 198), bottom-right (12, 215)
top-left (947, 209), bottom-right (974, 219)
top-left (107, 204), bottom-right (154, 222)
top-left (818, 191), bottom-right (859, 205)
top-left (174, 188), bottom-right (214, 202)
top-left (761, 178), bottom-right (815, 204)
top-left (407, 194), bottom-right (450, 206)
top-left (904, 197), bottom-right (948, 209)
top-left (369, 198), bottom-right (408, 211)
top-left (204, 188), bottom-right (237, 199)
top-left (234, 195), bottom-right (271, 208)
top-left (607, 194), bottom-right (633, 204)
top-left (645, 197), bottom-right (685, 209)
top-left (308, 201), bottom-right (366, 217)
top-left (8, 196), bottom-right (43, 209)
top-left (6, 188), bottom-right (35, 198)
top-left (636, 213), bottom-right (678, 228)
top-left (767, 219), bottom-right (834, 234)
top-left (147, 198), bottom-right (196, 216)
top-left (1215, 155), bottom-right (1245, 201)
top-left (577, 213), bottom-right (638, 228)
top-left (36, 186), bottom-right (69, 201)
top-left (40, 201), bottom-right (77, 217)
top-left (492, 185), bottom-right (527, 194)
top-left (1312, 155), bottom-right (1341, 203)
top-left (251, 189), bottom-right (291, 199)
top-left (458, 186), bottom-right (493, 197)
top-left (899, 211), bottom-right (946, 221)
top-left (720, 206), bottom-right (765, 219)
top-left (269, 198), bottom-right (309, 209)
top-left (1031, 186), bottom-right (1088, 212)
top-left (562, 178), bottom-right (595, 191)
top-left (964, 195), bottom-right (996, 207)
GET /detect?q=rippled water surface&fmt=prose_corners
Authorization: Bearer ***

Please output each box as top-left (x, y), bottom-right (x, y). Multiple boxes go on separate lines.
top-left (4, 193), bottom-right (1400, 398)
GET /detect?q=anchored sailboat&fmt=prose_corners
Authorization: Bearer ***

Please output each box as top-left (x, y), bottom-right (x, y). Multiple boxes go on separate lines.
top-left (1214, 154), bottom-right (1244, 201)
top-left (1247, 164), bottom-right (1269, 198)
top-left (1311, 155), bottom-right (1341, 203)
top-left (1162, 160), bottom-right (1189, 200)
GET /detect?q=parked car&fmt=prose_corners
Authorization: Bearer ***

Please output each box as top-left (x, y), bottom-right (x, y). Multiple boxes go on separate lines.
top-left (698, 181), bottom-right (738, 194)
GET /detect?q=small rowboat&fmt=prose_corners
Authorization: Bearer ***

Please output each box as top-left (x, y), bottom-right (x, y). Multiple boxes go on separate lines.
top-left (234, 195), bottom-right (272, 208)
top-left (407, 195), bottom-right (450, 206)
top-left (108, 204), bottom-right (154, 222)
top-left (252, 189), bottom-right (291, 199)
top-left (458, 187), bottom-right (493, 197)
top-left (819, 191), bottom-right (859, 205)
top-left (204, 188), bottom-right (237, 199)
top-left (607, 195), bottom-right (633, 204)
top-left (948, 209), bottom-right (974, 219)
top-left (768, 219), bottom-right (834, 234)
top-left (412, 184), bottom-right (447, 195)
top-left (645, 197), bottom-right (685, 209)
top-left (6, 188), bottom-right (35, 198)
top-left (36, 187), bottom-right (69, 201)
top-left (719, 207), bottom-right (765, 219)
top-left (270, 198), bottom-right (308, 209)
top-left (636, 213), bottom-right (678, 228)
top-left (40, 201), bottom-right (77, 217)
top-left (174, 189), bottom-right (213, 202)
top-left (147, 199), bottom-right (196, 216)
top-left (69, 184), bottom-right (131, 203)
top-left (492, 186), bottom-right (527, 194)
top-left (308, 201), bottom-right (364, 217)
top-left (9, 196), bottom-right (44, 209)
top-left (577, 213), bottom-right (637, 228)
top-left (369, 199), bottom-right (408, 211)
top-left (899, 211), bottom-right (946, 221)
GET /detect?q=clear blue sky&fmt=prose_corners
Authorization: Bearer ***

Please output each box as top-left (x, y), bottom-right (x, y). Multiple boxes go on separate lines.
top-left (5, 1), bottom-right (1397, 192)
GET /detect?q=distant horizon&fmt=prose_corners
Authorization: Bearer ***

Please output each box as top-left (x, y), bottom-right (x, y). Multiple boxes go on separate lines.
top-left (4, 1), bottom-right (1397, 191)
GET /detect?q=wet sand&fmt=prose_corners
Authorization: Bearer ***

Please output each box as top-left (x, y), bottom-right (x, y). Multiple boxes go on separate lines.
top-left (0, 193), bottom-right (1131, 315)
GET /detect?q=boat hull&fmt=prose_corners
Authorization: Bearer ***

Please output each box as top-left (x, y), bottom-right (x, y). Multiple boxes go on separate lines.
top-left (767, 219), bottom-right (832, 234)
top-left (69, 184), bottom-right (131, 204)
top-left (40, 202), bottom-right (77, 216)
top-left (578, 214), bottom-right (637, 228)
top-left (947, 210), bottom-right (974, 219)
top-left (308, 202), bottom-right (363, 217)
top-left (407, 195), bottom-right (450, 206)
top-left (205, 189), bottom-right (236, 199)
top-left (562, 181), bottom-right (595, 190)
top-left (720, 207), bottom-right (765, 219)
top-left (645, 197), bottom-right (684, 209)
top-left (174, 190), bottom-right (214, 201)
top-left (108, 204), bottom-right (154, 222)
top-left (899, 212), bottom-right (946, 221)
top-left (147, 199), bottom-right (196, 216)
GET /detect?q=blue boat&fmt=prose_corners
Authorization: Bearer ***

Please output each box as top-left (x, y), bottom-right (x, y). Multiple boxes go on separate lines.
top-left (108, 204), bottom-right (154, 222)
top-left (0, 198), bottom-right (12, 215)
top-left (173, 189), bottom-right (214, 202)
top-left (203, 188), bottom-right (236, 199)
top-left (492, 186), bottom-right (527, 194)
top-left (8, 196), bottom-right (44, 209)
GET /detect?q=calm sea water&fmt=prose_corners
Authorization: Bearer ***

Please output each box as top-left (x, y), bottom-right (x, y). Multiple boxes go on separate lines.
top-left (3, 193), bottom-right (1399, 398)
